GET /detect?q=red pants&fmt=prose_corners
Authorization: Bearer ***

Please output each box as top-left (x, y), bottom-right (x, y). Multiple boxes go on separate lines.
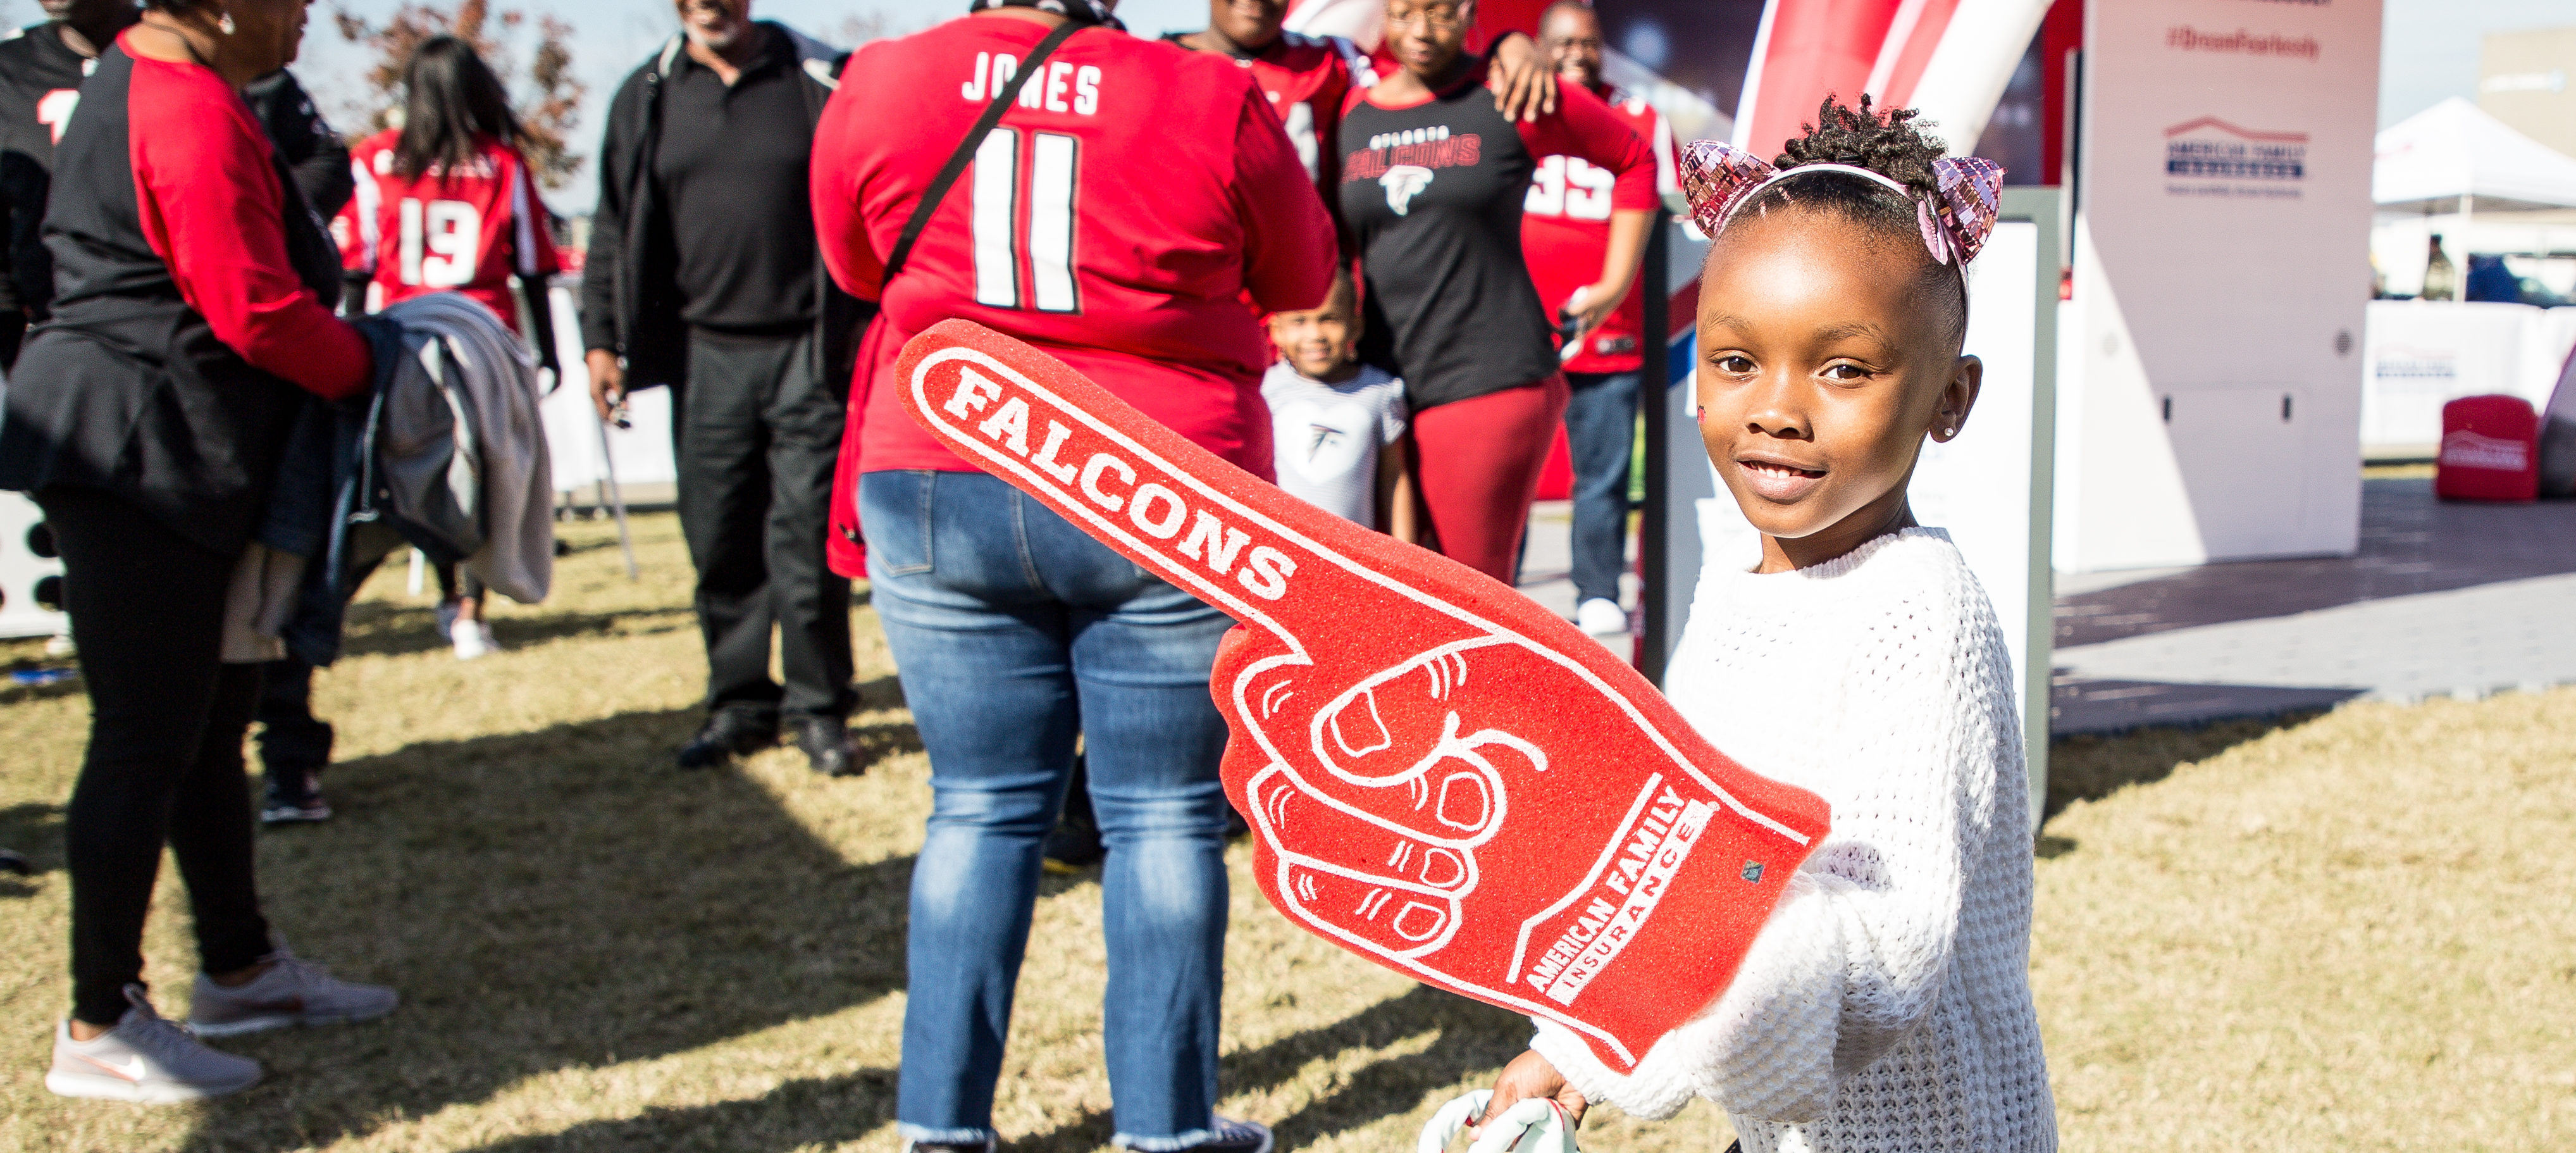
top-left (1411, 375), bottom-right (1570, 583)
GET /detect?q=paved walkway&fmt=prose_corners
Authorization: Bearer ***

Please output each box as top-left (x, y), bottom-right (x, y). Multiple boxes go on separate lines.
top-left (1523, 481), bottom-right (2576, 735)
top-left (2051, 479), bottom-right (2576, 733)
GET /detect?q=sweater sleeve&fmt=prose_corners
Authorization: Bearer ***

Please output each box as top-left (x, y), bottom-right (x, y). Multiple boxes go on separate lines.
top-left (1516, 84), bottom-right (1656, 214)
top-left (129, 60), bottom-right (367, 400)
top-left (1532, 582), bottom-right (2004, 1125)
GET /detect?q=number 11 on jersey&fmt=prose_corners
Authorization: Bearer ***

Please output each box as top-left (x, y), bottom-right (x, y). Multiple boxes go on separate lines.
top-left (970, 128), bottom-right (1081, 315)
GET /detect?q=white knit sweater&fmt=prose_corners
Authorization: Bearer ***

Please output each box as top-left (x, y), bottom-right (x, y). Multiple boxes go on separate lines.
top-left (1530, 529), bottom-right (2055, 1153)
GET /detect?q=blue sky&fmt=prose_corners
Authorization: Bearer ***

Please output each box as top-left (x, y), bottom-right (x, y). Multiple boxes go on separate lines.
top-left (4, 0), bottom-right (2553, 210)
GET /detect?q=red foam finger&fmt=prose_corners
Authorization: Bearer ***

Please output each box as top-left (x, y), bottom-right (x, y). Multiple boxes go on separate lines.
top-left (896, 320), bottom-right (1831, 1072)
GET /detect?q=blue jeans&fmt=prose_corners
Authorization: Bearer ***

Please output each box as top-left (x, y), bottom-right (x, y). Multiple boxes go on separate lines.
top-left (863, 470), bottom-right (1234, 1150)
top-left (1563, 370), bottom-right (1640, 604)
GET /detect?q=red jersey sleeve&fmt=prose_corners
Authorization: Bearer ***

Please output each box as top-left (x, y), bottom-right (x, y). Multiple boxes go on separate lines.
top-left (1518, 84), bottom-right (1657, 213)
top-left (128, 58), bottom-right (367, 399)
top-left (505, 149), bottom-right (562, 279)
top-left (1235, 85), bottom-right (1336, 313)
top-left (813, 53), bottom-right (886, 303)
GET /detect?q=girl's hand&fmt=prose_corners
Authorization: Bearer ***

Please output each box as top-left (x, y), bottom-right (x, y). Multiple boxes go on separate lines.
top-left (1479, 1050), bottom-right (1589, 1130)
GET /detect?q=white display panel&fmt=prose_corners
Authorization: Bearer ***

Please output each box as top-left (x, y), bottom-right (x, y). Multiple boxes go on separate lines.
top-left (2361, 301), bottom-right (2576, 454)
top-left (2058, 0), bottom-right (2381, 571)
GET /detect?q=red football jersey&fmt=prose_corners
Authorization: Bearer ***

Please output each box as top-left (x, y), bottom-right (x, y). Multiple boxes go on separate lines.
top-left (814, 16), bottom-right (1337, 478)
top-left (334, 129), bottom-right (560, 333)
top-left (1175, 30), bottom-right (1376, 228)
top-left (1520, 84), bottom-right (1678, 375)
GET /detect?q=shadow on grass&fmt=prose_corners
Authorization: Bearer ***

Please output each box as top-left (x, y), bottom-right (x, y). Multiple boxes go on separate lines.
top-left (180, 704), bottom-right (919, 1153)
top-left (1011, 985), bottom-right (1527, 1153)
top-left (0, 801), bottom-right (59, 886)
top-left (438, 981), bottom-right (1525, 1153)
top-left (457, 1065), bottom-right (903, 1153)
top-left (334, 599), bottom-right (695, 659)
top-left (2044, 711), bottom-right (2328, 825)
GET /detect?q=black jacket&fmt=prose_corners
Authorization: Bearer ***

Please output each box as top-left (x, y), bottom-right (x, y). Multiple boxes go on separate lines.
top-left (242, 69), bottom-right (354, 220)
top-left (579, 22), bottom-right (866, 394)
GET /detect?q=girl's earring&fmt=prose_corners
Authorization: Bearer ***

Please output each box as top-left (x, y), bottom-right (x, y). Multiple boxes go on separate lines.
top-left (218, 10), bottom-right (236, 34)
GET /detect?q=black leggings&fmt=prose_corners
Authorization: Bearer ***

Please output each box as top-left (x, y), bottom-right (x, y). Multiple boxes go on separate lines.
top-left (40, 487), bottom-right (272, 1026)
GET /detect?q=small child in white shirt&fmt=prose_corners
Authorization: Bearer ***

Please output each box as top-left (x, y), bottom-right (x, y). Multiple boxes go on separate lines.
top-left (1263, 269), bottom-right (1414, 538)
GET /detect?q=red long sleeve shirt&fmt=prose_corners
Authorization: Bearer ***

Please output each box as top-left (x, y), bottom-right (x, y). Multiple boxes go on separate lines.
top-left (127, 40), bottom-right (368, 399)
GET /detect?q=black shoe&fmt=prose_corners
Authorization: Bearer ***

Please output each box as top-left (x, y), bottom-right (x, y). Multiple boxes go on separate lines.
top-left (260, 767), bottom-right (332, 825)
top-left (1175, 1117), bottom-right (1272, 1153)
top-left (794, 716), bottom-right (860, 777)
top-left (1041, 807), bottom-right (1105, 874)
top-left (676, 710), bottom-right (777, 770)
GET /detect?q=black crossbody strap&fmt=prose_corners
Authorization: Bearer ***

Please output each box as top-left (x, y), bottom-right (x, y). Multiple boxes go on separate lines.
top-left (881, 20), bottom-right (1083, 284)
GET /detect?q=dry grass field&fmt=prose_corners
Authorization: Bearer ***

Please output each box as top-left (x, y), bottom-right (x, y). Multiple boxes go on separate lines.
top-left (0, 511), bottom-right (2570, 1152)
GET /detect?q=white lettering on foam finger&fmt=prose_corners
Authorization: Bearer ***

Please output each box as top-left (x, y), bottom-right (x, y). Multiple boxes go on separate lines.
top-left (1031, 421), bottom-right (1080, 482)
top-left (977, 396), bottom-right (1033, 455)
top-left (950, 365), bottom-right (1294, 602)
top-left (1239, 546), bottom-right (1296, 601)
top-left (1080, 452), bottom-right (1134, 511)
top-left (1179, 511), bottom-right (1250, 575)
top-left (1521, 787), bottom-right (1719, 1006)
top-left (946, 368), bottom-right (1003, 419)
top-left (1129, 482), bottom-right (1188, 539)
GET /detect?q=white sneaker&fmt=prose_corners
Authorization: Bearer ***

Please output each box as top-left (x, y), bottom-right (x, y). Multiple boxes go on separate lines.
top-left (1575, 597), bottom-right (1628, 635)
top-left (47, 986), bottom-right (261, 1103)
top-left (452, 621), bottom-right (497, 660)
top-left (188, 947), bottom-right (398, 1037)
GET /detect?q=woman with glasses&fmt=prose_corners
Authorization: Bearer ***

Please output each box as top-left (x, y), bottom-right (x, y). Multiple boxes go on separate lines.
top-left (1340, 0), bottom-right (1656, 583)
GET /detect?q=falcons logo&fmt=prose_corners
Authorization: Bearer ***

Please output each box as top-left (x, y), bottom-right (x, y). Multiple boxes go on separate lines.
top-left (1380, 165), bottom-right (1434, 215)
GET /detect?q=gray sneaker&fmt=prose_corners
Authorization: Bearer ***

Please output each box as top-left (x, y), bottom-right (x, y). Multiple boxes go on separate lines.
top-left (188, 947), bottom-right (397, 1037)
top-left (47, 985), bottom-right (261, 1103)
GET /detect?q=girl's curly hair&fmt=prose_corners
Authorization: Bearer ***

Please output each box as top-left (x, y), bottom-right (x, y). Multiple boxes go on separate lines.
top-left (1735, 94), bottom-right (1967, 340)
top-left (1737, 94), bottom-right (1950, 247)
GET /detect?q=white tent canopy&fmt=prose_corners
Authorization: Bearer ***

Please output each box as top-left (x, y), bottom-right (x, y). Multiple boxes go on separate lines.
top-left (2375, 97), bottom-right (2576, 213)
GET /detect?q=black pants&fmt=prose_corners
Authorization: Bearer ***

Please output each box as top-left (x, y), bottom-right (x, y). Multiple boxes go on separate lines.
top-left (676, 327), bottom-right (855, 722)
top-left (254, 656), bottom-right (333, 778)
top-left (39, 487), bottom-right (271, 1026)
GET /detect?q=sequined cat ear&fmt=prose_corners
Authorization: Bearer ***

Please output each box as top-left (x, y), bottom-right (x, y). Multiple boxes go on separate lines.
top-left (1678, 140), bottom-right (1779, 241)
top-left (1923, 156), bottom-right (2004, 266)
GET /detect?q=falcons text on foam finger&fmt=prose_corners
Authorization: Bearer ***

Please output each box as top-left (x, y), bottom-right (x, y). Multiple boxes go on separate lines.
top-left (937, 364), bottom-right (1298, 600)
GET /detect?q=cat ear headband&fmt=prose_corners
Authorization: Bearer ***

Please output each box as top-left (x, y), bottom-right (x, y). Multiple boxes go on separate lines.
top-left (1678, 140), bottom-right (2005, 268)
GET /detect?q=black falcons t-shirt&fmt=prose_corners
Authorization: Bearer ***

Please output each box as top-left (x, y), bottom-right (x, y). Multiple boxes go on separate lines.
top-left (0, 23), bottom-right (93, 318)
top-left (1339, 83), bottom-right (1552, 411)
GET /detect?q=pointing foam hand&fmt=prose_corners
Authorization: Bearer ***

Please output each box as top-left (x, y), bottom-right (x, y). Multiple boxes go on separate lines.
top-left (896, 320), bottom-right (1830, 1072)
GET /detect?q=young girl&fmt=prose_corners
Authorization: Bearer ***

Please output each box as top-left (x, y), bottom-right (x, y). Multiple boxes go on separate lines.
top-left (1477, 97), bottom-right (2055, 1152)
top-left (337, 34), bottom-right (562, 661)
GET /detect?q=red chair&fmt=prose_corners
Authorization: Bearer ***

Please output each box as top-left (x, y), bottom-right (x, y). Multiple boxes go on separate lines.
top-left (2435, 394), bottom-right (2540, 502)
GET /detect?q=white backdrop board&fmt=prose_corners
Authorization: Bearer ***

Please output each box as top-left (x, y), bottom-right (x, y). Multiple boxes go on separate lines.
top-left (2056, 0), bottom-right (2381, 572)
top-left (2362, 301), bottom-right (2576, 454)
top-left (1662, 204), bottom-right (2059, 830)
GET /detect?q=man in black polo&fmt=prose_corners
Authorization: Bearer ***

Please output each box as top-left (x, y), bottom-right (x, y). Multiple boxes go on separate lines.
top-left (584, 0), bottom-right (865, 775)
